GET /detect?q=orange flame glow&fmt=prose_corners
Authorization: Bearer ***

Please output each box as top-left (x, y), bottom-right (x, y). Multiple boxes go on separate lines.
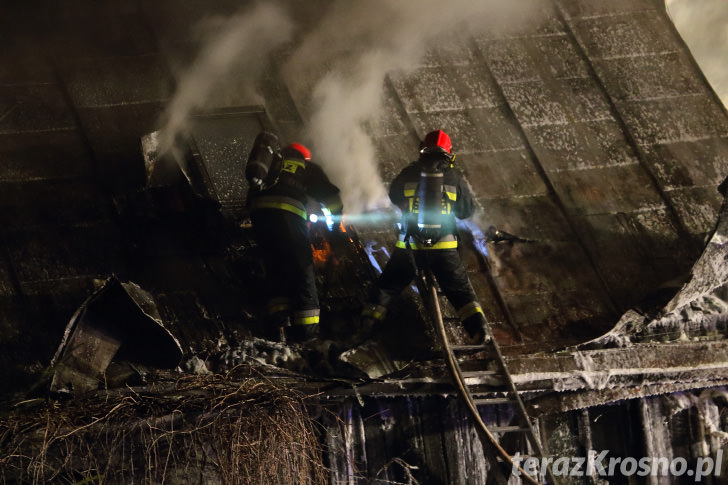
top-left (312, 240), bottom-right (332, 264)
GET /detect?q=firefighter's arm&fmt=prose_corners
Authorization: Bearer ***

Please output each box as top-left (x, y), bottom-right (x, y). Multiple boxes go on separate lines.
top-left (321, 192), bottom-right (344, 216)
top-left (454, 173), bottom-right (475, 220)
top-left (387, 168), bottom-right (409, 210)
top-left (306, 162), bottom-right (344, 215)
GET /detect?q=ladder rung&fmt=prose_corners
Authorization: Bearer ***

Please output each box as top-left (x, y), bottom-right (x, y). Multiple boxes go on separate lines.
top-left (488, 425), bottom-right (529, 433)
top-left (451, 344), bottom-right (491, 351)
top-left (461, 370), bottom-right (500, 378)
top-left (473, 397), bottom-right (513, 406)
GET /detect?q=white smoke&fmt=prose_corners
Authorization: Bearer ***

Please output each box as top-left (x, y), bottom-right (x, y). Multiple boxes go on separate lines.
top-left (667, 0), bottom-right (728, 108)
top-left (283, 0), bottom-right (542, 214)
top-left (157, 3), bottom-right (294, 160)
top-left (157, 0), bottom-right (540, 214)
top-left (154, 0), bottom-right (728, 218)
top-left (306, 52), bottom-right (399, 214)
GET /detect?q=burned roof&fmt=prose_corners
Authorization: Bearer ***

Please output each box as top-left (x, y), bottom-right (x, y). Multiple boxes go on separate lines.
top-left (1, 0), bottom-right (728, 399)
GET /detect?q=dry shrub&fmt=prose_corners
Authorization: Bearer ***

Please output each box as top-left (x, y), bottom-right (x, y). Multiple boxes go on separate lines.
top-left (0, 367), bottom-right (328, 484)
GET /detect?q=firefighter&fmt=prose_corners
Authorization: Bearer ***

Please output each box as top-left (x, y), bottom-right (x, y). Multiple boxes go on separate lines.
top-left (359, 130), bottom-right (488, 344)
top-left (247, 139), bottom-right (343, 344)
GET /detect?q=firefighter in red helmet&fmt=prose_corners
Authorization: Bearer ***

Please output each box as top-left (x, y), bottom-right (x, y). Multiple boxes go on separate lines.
top-left (246, 138), bottom-right (343, 344)
top-left (359, 130), bottom-right (488, 344)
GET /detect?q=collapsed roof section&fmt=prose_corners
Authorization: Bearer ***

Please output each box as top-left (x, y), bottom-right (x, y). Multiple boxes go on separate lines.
top-left (583, 183), bottom-right (728, 348)
top-left (49, 276), bottom-right (182, 394)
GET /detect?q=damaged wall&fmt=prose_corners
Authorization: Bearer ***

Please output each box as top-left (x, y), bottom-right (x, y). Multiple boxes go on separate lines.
top-left (322, 390), bottom-right (728, 484)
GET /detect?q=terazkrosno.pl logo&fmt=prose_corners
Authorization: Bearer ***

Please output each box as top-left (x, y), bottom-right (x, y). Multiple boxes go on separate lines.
top-left (512, 449), bottom-right (724, 481)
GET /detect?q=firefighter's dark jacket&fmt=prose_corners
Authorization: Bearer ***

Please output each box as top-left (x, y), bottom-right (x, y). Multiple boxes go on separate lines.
top-left (390, 153), bottom-right (474, 250)
top-left (247, 153), bottom-right (343, 219)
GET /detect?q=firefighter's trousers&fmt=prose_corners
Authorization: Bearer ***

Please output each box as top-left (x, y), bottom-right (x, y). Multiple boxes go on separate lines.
top-left (251, 209), bottom-right (319, 327)
top-left (368, 246), bottom-right (483, 328)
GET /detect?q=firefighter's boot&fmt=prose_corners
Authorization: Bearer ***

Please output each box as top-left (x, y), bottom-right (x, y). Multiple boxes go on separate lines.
top-left (352, 316), bottom-right (377, 344)
top-left (355, 303), bottom-right (387, 342)
top-left (462, 313), bottom-right (490, 346)
top-left (266, 314), bottom-right (290, 343)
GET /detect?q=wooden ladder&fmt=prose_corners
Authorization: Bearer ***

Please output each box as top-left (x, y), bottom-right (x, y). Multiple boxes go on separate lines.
top-left (417, 269), bottom-right (557, 485)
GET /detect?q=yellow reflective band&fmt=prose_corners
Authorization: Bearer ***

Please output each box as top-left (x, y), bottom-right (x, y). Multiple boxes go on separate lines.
top-left (396, 240), bottom-right (458, 250)
top-left (294, 315), bottom-right (320, 325)
top-left (269, 305), bottom-right (289, 314)
top-left (405, 187), bottom-right (454, 199)
top-left (293, 309), bottom-right (319, 325)
top-left (457, 302), bottom-right (484, 320)
top-left (253, 201), bottom-right (307, 219)
top-left (403, 183), bottom-right (417, 197)
top-left (362, 306), bottom-right (386, 320)
top-left (268, 299), bottom-right (290, 314)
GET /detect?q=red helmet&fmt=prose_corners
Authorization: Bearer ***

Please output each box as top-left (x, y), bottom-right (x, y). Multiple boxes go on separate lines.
top-left (421, 130), bottom-right (452, 154)
top-left (287, 142), bottom-right (311, 161)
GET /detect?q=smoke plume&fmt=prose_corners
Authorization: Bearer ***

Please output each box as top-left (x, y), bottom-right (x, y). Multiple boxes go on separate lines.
top-left (157, 3), bottom-right (293, 160)
top-left (159, 0), bottom-right (540, 214)
top-left (283, 0), bottom-right (541, 214)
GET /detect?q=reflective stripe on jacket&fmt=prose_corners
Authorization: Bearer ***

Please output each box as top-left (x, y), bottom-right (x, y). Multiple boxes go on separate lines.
top-left (395, 234), bottom-right (458, 250)
top-left (247, 156), bottom-right (343, 218)
top-left (249, 194), bottom-right (307, 219)
top-left (389, 156), bottom-right (474, 249)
